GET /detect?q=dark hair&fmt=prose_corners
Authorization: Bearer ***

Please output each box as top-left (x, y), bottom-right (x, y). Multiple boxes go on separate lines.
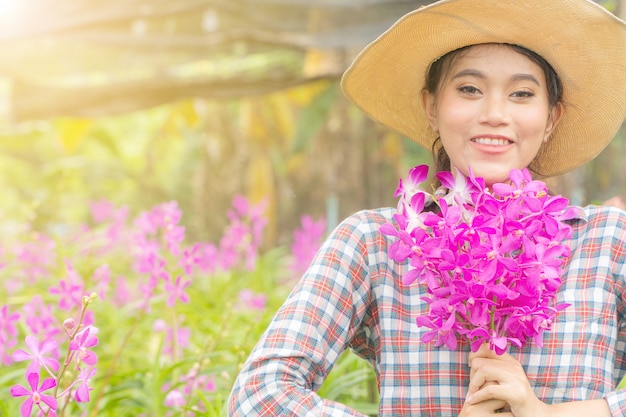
top-left (424, 43), bottom-right (564, 181)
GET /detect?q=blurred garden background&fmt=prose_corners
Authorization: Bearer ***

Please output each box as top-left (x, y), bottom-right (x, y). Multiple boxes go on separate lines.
top-left (0, 0), bottom-right (624, 416)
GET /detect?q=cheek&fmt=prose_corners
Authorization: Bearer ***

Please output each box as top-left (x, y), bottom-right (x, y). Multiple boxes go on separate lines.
top-left (517, 108), bottom-right (552, 137)
top-left (432, 93), bottom-right (476, 131)
top-left (435, 111), bottom-right (473, 139)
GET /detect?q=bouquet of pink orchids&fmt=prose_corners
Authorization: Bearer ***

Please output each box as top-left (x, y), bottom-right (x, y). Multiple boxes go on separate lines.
top-left (381, 165), bottom-right (578, 354)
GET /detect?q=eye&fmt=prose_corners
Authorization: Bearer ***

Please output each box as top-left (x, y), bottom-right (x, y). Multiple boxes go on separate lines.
top-left (511, 89), bottom-right (535, 98)
top-left (457, 85), bottom-right (481, 95)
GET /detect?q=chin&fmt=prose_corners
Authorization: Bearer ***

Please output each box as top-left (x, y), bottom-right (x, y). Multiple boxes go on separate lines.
top-left (471, 168), bottom-right (512, 186)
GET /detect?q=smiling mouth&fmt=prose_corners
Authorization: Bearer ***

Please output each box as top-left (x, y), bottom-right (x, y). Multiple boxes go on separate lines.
top-left (472, 137), bottom-right (512, 146)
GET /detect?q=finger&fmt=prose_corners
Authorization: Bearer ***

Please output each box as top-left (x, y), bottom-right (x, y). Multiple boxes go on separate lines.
top-left (468, 358), bottom-right (494, 393)
top-left (463, 398), bottom-right (509, 415)
top-left (469, 357), bottom-right (502, 380)
top-left (467, 383), bottom-right (520, 406)
top-left (467, 370), bottom-right (491, 396)
top-left (467, 361), bottom-right (510, 395)
top-left (469, 356), bottom-right (522, 386)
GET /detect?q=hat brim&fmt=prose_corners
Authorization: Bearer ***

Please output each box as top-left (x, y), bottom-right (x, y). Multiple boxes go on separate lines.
top-left (341, 0), bottom-right (626, 177)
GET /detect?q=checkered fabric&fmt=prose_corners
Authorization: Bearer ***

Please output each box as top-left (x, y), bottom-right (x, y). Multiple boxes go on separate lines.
top-left (228, 205), bottom-right (626, 416)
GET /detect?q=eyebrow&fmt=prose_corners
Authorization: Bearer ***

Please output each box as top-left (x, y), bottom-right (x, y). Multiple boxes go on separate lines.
top-left (451, 69), bottom-right (541, 86)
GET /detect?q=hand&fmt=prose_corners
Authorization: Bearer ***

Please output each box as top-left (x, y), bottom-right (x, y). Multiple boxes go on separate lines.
top-left (464, 344), bottom-right (549, 417)
top-left (459, 397), bottom-right (510, 417)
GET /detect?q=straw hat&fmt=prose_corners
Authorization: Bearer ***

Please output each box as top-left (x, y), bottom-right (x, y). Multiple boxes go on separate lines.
top-left (341, 0), bottom-right (626, 177)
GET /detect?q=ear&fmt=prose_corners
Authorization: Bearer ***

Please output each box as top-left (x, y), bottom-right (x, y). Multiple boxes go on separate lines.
top-left (421, 90), bottom-right (439, 132)
top-left (544, 102), bottom-right (563, 142)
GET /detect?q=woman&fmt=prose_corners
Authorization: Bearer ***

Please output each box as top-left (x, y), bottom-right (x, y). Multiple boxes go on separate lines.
top-left (228, 0), bottom-right (626, 416)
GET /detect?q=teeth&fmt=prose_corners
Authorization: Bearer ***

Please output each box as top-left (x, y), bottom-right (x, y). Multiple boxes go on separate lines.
top-left (473, 137), bottom-right (510, 146)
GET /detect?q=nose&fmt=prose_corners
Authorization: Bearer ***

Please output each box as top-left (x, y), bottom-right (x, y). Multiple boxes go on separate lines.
top-left (478, 94), bottom-right (510, 126)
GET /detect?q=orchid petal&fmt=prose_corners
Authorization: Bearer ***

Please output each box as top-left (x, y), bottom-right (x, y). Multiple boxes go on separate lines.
top-left (20, 398), bottom-right (34, 417)
top-left (39, 377), bottom-right (57, 392)
top-left (9, 385), bottom-right (30, 397)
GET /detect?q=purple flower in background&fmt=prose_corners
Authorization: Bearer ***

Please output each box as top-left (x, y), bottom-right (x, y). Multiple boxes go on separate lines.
top-left (202, 374), bottom-right (216, 392)
top-left (382, 165), bottom-right (573, 354)
top-left (90, 199), bottom-right (115, 221)
top-left (14, 234), bottom-right (56, 284)
top-left (74, 366), bottom-right (96, 402)
top-left (112, 275), bottom-right (132, 308)
top-left (179, 366), bottom-right (216, 396)
top-left (219, 195), bottom-right (268, 271)
top-left (164, 276), bottom-right (191, 307)
top-left (82, 310), bottom-right (96, 328)
top-left (164, 389), bottom-right (186, 408)
top-left (10, 372), bottom-right (57, 417)
top-left (157, 201), bottom-right (183, 228)
top-left (134, 211), bottom-right (160, 236)
top-left (154, 320), bottom-right (191, 357)
top-left (12, 335), bottom-right (60, 375)
top-left (172, 327), bottom-right (191, 352)
top-left (133, 201), bottom-right (185, 260)
top-left (22, 296), bottom-right (60, 341)
top-left (142, 201), bottom-right (182, 233)
top-left (0, 304), bottom-right (20, 339)
top-left (218, 222), bottom-right (246, 271)
top-left (49, 279), bottom-right (84, 311)
top-left (90, 199), bottom-right (128, 224)
top-left (164, 224), bottom-right (185, 257)
top-left (135, 251), bottom-right (170, 289)
top-left (179, 244), bottom-right (200, 275)
top-left (92, 264), bottom-right (111, 301)
top-left (238, 289), bottom-right (267, 311)
top-left (69, 327), bottom-right (99, 366)
top-left (89, 200), bottom-right (130, 253)
top-left (289, 215), bottom-right (326, 276)
top-left (191, 242), bottom-right (219, 274)
top-left (0, 304), bottom-right (20, 365)
top-left (49, 262), bottom-right (84, 311)
top-left (153, 318), bottom-right (168, 333)
top-left (4, 197), bottom-right (285, 414)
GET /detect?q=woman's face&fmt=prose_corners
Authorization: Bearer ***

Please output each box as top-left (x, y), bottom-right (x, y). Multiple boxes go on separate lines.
top-left (423, 44), bottom-right (562, 185)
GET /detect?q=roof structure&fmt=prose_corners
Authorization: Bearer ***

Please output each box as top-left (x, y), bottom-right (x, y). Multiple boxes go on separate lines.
top-left (0, 0), bottom-right (429, 121)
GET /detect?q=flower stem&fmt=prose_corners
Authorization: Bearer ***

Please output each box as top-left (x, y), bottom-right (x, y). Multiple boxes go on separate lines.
top-left (52, 299), bottom-right (89, 399)
top-left (89, 293), bottom-right (150, 417)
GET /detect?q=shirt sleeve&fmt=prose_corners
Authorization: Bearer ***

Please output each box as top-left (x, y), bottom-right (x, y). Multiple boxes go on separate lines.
top-left (601, 207), bottom-right (626, 417)
top-left (227, 211), bottom-right (377, 417)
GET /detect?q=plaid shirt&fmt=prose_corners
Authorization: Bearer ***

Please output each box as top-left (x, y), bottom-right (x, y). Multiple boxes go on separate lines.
top-left (228, 205), bottom-right (626, 416)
